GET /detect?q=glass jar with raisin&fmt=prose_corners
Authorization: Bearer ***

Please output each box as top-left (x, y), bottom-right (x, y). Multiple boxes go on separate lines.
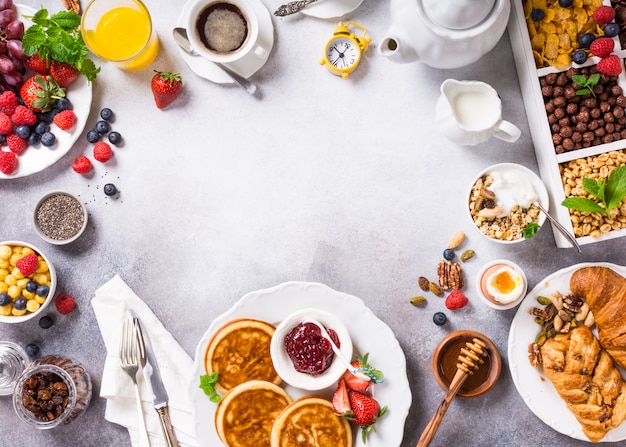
top-left (12, 355), bottom-right (92, 429)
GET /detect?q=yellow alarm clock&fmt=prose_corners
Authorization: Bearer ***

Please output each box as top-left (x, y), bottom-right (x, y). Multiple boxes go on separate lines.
top-left (320, 22), bottom-right (371, 79)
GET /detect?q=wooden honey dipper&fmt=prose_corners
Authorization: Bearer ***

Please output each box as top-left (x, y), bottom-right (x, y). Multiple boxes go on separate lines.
top-left (416, 337), bottom-right (488, 447)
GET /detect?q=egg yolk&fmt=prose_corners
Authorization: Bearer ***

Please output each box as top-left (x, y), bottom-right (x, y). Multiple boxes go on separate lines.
top-left (492, 270), bottom-right (516, 294)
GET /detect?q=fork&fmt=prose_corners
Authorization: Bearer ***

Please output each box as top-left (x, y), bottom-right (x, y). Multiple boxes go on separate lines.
top-left (120, 315), bottom-right (152, 447)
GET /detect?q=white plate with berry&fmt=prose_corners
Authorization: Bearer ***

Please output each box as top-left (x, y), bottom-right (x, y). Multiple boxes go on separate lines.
top-left (187, 281), bottom-right (412, 447)
top-left (0, 4), bottom-right (92, 179)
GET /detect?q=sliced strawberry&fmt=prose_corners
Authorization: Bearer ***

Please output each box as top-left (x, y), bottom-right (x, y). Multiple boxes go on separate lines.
top-left (341, 361), bottom-right (371, 392)
top-left (331, 378), bottom-right (352, 415)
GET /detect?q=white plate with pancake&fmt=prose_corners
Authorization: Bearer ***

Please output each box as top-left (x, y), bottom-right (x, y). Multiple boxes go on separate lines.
top-left (187, 281), bottom-right (411, 447)
top-left (508, 262), bottom-right (626, 443)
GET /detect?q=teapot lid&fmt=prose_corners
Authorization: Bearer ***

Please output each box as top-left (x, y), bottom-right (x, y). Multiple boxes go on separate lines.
top-left (422, 0), bottom-right (496, 30)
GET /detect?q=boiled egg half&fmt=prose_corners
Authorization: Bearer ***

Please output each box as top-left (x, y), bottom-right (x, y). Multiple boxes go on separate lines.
top-left (484, 265), bottom-right (525, 304)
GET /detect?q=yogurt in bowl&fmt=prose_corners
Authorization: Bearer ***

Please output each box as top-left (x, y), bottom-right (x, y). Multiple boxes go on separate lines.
top-left (467, 163), bottom-right (548, 243)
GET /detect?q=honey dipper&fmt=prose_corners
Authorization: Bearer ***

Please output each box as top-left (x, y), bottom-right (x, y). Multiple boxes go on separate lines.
top-left (416, 337), bottom-right (488, 447)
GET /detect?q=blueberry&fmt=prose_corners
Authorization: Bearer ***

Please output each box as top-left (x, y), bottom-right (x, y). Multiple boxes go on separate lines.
top-left (56, 98), bottom-right (72, 111)
top-left (558, 0), bottom-right (573, 6)
top-left (28, 133), bottom-right (41, 146)
top-left (95, 120), bottom-right (110, 134)
top-left (25, 281), bottom-right (38, 293)
top-left (38, 315), bottom-right (54, 329)
top-left (100, 107), bottom-right (113, 121)
top-left (433, 312), bottom-right (447, 326)
top-left (40, 131), bottom-right (56, 147)
top-left (15, 124), bottom-right (30, 138)
top-left (13, 297), bottom-right (26, 310)
top-left (0, 292), bottom-right (10, 306)
top-left (443, 248), bottom-right (455, 261)
top-left (104, 183), bottom-right (118, 196)
top-left (572, 49), bottom-right (588, 65)
top-left (108, 131), bottom-right (122, 145)
top-left (34, 121), bottom-right (50, 135)
top-left (530, 8), bottom-right (544, 21)
top-left (86, 129), bottom-right (100, 143)
top-left (24, 343), bottom-right (39, 357)
top-left (578, 33), bottom-right (595, 49)
top-left (604, 23), bottom-right (620, 38)
top-left (36, 284), bottom-right (50, 297)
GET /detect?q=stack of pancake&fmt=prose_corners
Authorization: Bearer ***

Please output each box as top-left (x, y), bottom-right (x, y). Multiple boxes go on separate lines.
top-left (206, 318), bottom-right (352, 447)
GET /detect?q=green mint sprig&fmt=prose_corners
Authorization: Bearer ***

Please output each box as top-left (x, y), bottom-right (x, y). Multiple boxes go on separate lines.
top-left (22, 8), bottom-right (99, 81)
top-left (523, 222), bottom-right (540, 239)
top-left (561, 165), bottom-right (626, 218)
top-left (572, 73), bottom-right (600, 99)
top-left (199, 372), bottom-right (221, 403)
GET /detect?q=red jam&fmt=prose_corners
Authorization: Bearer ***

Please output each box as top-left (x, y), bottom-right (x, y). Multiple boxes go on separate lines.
top-left (284, 322), bottom-right (340, 376)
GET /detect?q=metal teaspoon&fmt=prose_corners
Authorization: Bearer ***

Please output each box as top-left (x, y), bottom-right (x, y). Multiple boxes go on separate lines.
top-left (172, 27), bottom-right (257, 95)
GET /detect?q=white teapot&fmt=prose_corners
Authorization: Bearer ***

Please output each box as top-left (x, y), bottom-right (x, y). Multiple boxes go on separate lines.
top-left (378, 0), bottom-right (511, 68)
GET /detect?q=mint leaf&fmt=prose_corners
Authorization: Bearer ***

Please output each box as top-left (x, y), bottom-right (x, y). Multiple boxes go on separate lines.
top-left (604, 166), bottom-right (626, 210)
top-left (49, 10), bottom-right (81, 30)
top-left (523, 222), bottom-right (540, 239)
top-left (561, 197), bottom-right (607, 214)
top-left (582, 177), bottom-right (602, 198)
top-left (199, 372), bottom-right (221, 403)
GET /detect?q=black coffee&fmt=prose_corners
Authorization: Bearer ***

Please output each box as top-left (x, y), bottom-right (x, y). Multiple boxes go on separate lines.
top-left (196, 2), bottom-right (248, 54)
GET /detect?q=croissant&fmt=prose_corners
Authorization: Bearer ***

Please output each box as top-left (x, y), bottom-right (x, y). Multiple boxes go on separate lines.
top-left (570, 266), bottom-right (626, 369)
top-left (540, 326), bottom-right (626, 443)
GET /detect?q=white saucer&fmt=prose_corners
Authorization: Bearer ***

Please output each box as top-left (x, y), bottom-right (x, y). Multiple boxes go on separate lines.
top-left (301, 0), bottom-right (364, 19)
top-left (177, 0), bottom-right (274, 84)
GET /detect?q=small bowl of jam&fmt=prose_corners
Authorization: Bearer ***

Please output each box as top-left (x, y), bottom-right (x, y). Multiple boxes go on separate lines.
top-left (431, 330), bottom-right (501, 398)
top-left (270, 308), bottom-right (353, 391)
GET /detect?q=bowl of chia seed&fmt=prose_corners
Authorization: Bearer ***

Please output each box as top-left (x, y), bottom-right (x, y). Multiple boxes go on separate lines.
top-left (33, 191), bottom-right (88, 245)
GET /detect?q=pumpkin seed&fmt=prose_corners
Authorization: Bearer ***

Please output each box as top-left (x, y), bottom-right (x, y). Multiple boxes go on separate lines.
top-left (536, 296), bottom-right (552, 306)
top-left (428, 282), bottom-right (443, 296)
top-left (410, 296), bottom-right (427, 306)
top-left (460, 249), bottom-right (475, 262)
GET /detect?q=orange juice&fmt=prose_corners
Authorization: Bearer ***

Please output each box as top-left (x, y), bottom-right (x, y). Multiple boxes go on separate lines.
top-left (82, 1), bottom-right (159, 70)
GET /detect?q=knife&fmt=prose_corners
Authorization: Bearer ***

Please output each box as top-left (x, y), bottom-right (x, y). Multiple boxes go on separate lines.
top-left (130, 310), bottom-right (180, 447)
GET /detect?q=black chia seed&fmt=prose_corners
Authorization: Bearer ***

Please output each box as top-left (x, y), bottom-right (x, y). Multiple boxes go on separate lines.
top-left (36, 194), bottom-right (85, 240)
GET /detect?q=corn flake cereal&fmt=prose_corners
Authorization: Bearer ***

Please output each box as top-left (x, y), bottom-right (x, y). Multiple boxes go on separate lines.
top-left (524, 0), bottom-right (603, 69)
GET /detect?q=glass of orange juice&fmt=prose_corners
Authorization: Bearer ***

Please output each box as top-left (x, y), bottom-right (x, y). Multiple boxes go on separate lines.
top-left (81, 0), bottom-right (159, 70)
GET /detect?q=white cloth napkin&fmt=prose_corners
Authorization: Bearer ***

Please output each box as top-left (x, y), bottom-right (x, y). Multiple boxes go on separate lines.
top-left (91, 275), bottom-right (198, 447)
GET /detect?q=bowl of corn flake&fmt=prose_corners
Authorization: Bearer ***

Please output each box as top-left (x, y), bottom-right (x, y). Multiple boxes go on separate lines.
top-left (0, 241), bottom-right (56, 323)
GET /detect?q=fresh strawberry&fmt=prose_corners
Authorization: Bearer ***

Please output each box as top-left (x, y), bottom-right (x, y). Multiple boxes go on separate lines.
top-left (7, 133), bottom-right (27, 154)
top-left (340, 353), bottom-right (384, 391)
top-left (332, 379), bottom-right (353, 415)
top-left (16, 253), bottom-right (38, 276)
top-left (445, 288), bottom-right (469, 310)
top-left (348, 390), bottom-right (387, 443)
top-left (590, 37), bottom-right (614, 58)
top-left (597, 54), bottom-right (623, 76)
top-left (25, 52), bottom-right (50, 75)
top-left (593, 5), bottom-right (616, 26)
top-left (0, 151), bottom-right (17, 174)
top-left (50, 61), bottom-right (79, 88)
top-left (93, 141), bottom-right (112, 162)
top-left (0, 112), bottom-right (13, 134)
top-left (151, 71), bottom-right (183, 109)
top-left (54, 293), bottom-right (76, 315)
top-left (11, 105), bottom-right (37, 126)
top-left (53, 109), bottom-right (76, 130)
top-left (0, 91), bottom-right (18, 115)
top-left (72, 155), bottom-right (92, 174)
top-left (19, 75), bottom-right (65, 112)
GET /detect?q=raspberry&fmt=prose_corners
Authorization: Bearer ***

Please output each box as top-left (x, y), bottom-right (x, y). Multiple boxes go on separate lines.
top-left (590, 37), bottom-right (614, 58)
top-left (597, 54), bottom-right (622, 76)
top-left (593, 6), bottom-right (616, 26)
top-left (444, 289), bottom-right (469, 310)
top-left (7, 133), bottom-right (27, 154)
top-left (54, 293), bottom-right (76, 315)
top-left (16, 253), bottom-right (38, 276)
top-left (11, 105), bottom-right (37, 126)
top-left (93, 141), bottom-right (112, 162)
top-left (0, 151), bottom-right (17, 174)
top-left (0, 91), bottom-right (18, 115)
top-left (72, 155), bottom-right (92, 174)
top-left (53, 109), bottom-right (77, 130)
top-left (0, 112), bottom-right (12, 134)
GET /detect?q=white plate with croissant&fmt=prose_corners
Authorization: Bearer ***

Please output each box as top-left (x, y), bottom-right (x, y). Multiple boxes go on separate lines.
top-left (508, 262), bottom-right (626, 443)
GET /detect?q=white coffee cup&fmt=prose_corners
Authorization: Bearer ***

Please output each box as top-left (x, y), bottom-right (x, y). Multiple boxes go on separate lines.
top-left (185, 0), bottom-right (269, 68)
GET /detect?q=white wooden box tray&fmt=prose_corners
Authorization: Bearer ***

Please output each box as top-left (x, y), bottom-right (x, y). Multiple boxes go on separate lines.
top-left (508, 0), bottom-right (626, 247)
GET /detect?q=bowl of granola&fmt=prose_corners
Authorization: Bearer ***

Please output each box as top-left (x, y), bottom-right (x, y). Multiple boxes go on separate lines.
top-left (467, 163), bottom-right (548, 243)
